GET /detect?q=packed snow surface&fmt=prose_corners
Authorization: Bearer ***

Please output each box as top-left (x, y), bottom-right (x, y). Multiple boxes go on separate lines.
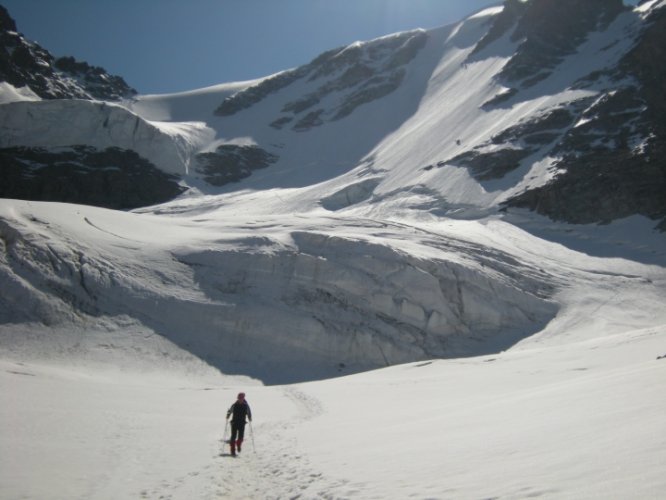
top-left (2, 323), bottom-right (665, 499)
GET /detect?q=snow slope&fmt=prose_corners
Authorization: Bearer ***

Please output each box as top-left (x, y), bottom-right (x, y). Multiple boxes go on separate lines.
top-left (1, 186), bottom-right (665, 498)
top-left (2, 323), bottom-right (665, 499)
top-left (116, 3), bottom-right (645, 213)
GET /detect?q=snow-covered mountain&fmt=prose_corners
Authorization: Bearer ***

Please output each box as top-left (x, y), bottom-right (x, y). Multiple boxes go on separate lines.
top-left (1, 0), bottom-right (665, 225)
top-left (2, 2), bottom-right (666, 498)
top-left (1, 0), bottom-right (665, 378)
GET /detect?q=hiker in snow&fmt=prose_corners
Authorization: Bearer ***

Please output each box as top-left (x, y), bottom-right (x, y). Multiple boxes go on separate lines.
top-left (226, 392), bottom-right (252, 456)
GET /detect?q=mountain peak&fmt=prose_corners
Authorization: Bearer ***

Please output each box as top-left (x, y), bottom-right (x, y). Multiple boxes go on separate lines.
top-left (0, 6), bottom-right (136, 101)
top-left (0, 5), bottom-right (16, 32)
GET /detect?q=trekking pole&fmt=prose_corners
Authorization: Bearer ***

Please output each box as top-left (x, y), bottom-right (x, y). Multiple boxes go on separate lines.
top-left (222, 420), bottom-right (229, 445)
top-left (249, 421), bottom-right (256, 453)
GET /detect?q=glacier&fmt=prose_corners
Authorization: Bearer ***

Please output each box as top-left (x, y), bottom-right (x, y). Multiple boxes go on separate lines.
top-left (1, 1), bottom-right (666, 498)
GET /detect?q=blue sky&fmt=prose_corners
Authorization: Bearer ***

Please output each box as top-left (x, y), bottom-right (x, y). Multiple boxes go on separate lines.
top-left (3, 0), bottom-right (502, 94)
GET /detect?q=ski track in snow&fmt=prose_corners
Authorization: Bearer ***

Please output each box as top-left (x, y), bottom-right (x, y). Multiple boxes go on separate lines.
top-left (142, 386), bottom-right (352, 500)
top-left (2, 323), bottom-right (665, 499)
top-left (209, 387), bottom-right (360, 500)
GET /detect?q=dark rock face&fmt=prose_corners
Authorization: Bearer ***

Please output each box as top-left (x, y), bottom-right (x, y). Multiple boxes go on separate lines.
top-left (195, 145), bottom-right (279, 186)
top-left (52, 56), bottom-right (137, 101)
top-left (435, 105), bottom-right (580, 181)
top-left (216, 30), bottom-right (427, 131)
top-left (473, 0), bottom-right (626, 86)
top-left (473, 0), bottom-right (527, 55)
top-left (440, 148), bottom-right (533, 181)
top-left (491, 108), bottom-right (577, 145)
top-left (332, 69), bottom-right (406, 121)
top-left (0, 4), bottom-right (16, 32)
top-left (502, 0), bottom-right (626, 86)
top-left (215, 68), bottom-right (308, 117)
top-left (0, 6), bottom-right (179, 211)
top-left (293, 110), bottom-right (325, 132)
top-left (506, 148), bottom-right (666, 228)
top-left (0, 5), bottom-right (136, 100)
top-left (466, 0), bottom-right (666, 230)
top-left (621, 6), bottom-right (666, 134)
top-left (505, 4), bottom-right (666, 230)
top-left (0, 146), bottom-right (184, 209)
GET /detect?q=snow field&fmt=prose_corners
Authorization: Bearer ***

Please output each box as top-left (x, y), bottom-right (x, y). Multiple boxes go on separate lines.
top-left (2, 325), bottom-right (664, 499)
top-left (2, 196), bottom-right (664, 498)
top-left (296, 326), bottom-right (666, 499)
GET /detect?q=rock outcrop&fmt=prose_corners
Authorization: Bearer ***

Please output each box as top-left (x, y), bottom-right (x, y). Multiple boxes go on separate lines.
top-left (504, 2), bottom-right (666, 229)
top-left (0, 146), bottom-right (184, 209)
top-left (195, 145), bottom-right (278, 186)
top-left (216, 30), bottom-right (428, 131)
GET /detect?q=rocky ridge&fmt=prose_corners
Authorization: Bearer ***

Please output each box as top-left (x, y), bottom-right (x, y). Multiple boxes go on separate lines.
top-left (502, 1), bottom-right (666, 229)
top-left (0, 5), bottom-right (135, 101)
top-left (216, 30), bottom-right (428, 131)
top-left (436, 0), bottom-right (666, 230)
